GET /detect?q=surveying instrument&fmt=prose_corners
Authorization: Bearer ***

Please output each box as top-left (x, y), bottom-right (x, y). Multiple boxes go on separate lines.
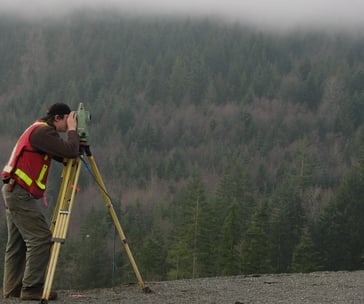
top-left (41, 103), bottom-right (150, 303)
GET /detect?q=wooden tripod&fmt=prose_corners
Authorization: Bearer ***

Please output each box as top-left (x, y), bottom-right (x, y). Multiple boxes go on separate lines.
top-left (41, 143), bottom-right (150, 303)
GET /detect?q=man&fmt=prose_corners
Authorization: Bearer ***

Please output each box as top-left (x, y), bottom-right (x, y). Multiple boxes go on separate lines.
top-left (1, 103), bottom-right (79, 301)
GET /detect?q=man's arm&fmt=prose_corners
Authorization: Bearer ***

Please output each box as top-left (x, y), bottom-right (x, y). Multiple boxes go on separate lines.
top-left (30, 126), bottom-right (79, 159)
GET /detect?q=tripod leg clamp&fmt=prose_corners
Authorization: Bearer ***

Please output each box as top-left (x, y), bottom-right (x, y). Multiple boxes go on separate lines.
top-left (51, 237), bottom-right (65, 244)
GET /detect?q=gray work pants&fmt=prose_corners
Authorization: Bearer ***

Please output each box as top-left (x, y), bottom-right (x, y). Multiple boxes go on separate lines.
top-left (1, 183), bottom-right (52, 297)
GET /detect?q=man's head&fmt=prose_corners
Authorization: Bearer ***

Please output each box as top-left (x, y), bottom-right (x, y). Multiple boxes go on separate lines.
top-left (42, 103), bottom-right (72, 132)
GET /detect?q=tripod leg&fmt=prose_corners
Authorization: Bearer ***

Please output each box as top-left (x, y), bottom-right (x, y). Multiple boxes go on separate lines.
top-left (86, 154), bottom-right (150, 292)
top-left (49, 160), bottom-right (74, 233)
top-left (42, 158), bottom-right (82, 302)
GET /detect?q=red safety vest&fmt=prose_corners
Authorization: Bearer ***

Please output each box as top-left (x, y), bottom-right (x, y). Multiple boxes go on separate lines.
top-left (2, 121), bottom-right (52, 199)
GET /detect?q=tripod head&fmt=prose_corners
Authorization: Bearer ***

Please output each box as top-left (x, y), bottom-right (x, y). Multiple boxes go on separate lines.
top-left (76, 102), bottom-right (91, 142)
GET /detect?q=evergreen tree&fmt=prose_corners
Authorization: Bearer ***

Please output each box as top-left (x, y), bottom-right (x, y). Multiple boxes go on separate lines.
top-left (241, 200), bottom-right (272, 274)
top-left (290, 228), bottom-right (321, 273)
top-left (166, 175), bottom-right (209, 279)
top-left (168, 55), bottom-right (188, 103)
top-left (217, 199), bottom-right (242, 275)
top-left (214, 159), bottom-right (256, 234)
top-left (139, 230), bottom-right (167, 281)
top-left (188, 50), bottom-right (207, 104)
top-left (73, 207), bottom-right (112, 289)
top-left (213, 159), bottom-right (257, 275)
top-left (314, 150), bottom-right (364, 270)
top-left (54, 237), bottom-right (79, 289)
top-left (269, 179), bottom-right (306, 273)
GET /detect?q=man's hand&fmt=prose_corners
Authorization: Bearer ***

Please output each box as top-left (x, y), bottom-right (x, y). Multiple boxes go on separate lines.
top-left (67, 111), bottom-right (77, 131)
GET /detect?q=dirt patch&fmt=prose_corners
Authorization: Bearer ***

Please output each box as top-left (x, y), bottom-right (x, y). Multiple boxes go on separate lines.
top-left (3, 271), bottom-right (364, 303)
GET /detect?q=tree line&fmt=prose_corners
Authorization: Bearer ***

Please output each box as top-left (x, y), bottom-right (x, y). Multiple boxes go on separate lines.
top-left (0, 13), bottom-right (364, 289)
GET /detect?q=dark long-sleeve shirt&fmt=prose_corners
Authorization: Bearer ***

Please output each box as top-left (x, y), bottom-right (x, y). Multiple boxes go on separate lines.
top-left (29, 124), bottom-right (79, 160)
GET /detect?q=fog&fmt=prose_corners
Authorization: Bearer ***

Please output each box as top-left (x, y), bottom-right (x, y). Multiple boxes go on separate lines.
top-left (1, 0), bottom-right (364, 31)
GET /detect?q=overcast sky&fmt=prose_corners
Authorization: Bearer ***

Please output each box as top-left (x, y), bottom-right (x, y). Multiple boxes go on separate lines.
top-left (1, 0), bottom-right (364, 31)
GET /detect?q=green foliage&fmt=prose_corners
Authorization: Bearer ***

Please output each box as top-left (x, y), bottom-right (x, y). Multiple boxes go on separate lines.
top-left (218, 199), bottom-right (244, 275)
top-left (1, 15), bottom-right (364, 288)
top-left (213, 160), bottom-right (257, 275)
top-left (314, 151), bottom-right (364, 271)
top-left (215, 160), bottom-right (256, 230)
top-left (241, 200), bottom-right (272, 274)
top-left (167, 174), bottom-right (210, 279)
top-left (269, 179), bottom-right (306, 273)
top-left (72, 207), bottom-right (113, 289)
top-left (290, 228), bottom-right (321, 273)
top-left (139, 230), bottom-right (167, 281)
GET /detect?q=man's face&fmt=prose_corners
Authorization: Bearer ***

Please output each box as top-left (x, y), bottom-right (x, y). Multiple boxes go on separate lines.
top-left (54, 114), bottom-right (69, 132)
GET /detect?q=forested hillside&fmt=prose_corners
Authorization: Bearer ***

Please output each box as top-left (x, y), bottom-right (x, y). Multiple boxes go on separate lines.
top-left (1, 12), bottom-right (364, 289)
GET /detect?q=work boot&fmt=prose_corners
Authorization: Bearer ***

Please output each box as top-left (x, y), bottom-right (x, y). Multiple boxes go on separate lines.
top-left (4, 290), bottom-right (20, 299)
top-left (20, 289), bottom-right (58, 301)
top-left (3, 288), bottom-right (21, 298)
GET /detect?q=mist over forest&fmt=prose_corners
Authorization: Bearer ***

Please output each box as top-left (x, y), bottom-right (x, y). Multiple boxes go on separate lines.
top-left (1, 10), bottom-right (364, 289)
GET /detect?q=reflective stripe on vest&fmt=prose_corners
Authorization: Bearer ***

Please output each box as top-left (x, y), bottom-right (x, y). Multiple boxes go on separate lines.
top-left (3, 165), bottom-right (12, 174)
top-left (14, 168), bottom-right (33, 186)
top-left (35, 163), bottom-right (48, 190)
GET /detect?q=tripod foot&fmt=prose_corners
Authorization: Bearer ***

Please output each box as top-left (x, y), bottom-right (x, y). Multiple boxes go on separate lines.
top-left (143, 286), bottom-right (153, 293)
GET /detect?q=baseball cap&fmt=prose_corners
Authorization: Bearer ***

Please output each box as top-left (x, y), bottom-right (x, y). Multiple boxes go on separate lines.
top-left (47, 103), bottom-right (71, 116)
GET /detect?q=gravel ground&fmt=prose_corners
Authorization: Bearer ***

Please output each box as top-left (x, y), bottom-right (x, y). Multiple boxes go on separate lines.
top-left (2, 271), bottom-right (364, 303)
